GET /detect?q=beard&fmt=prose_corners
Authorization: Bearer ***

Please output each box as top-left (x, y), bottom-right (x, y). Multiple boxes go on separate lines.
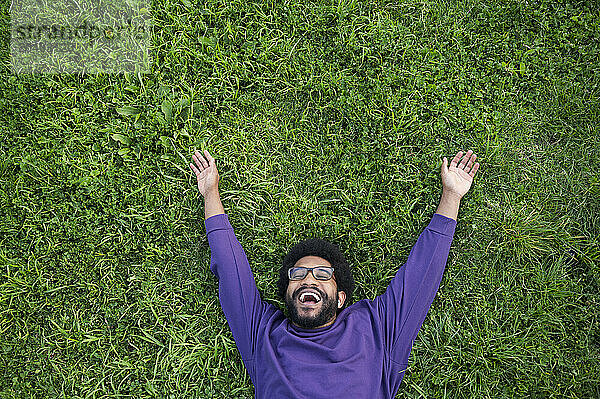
top-left (285, 288), bottom-right (339, 329)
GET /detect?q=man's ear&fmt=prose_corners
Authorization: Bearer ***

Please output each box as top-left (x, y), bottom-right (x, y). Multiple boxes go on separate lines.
top-left (337, 291), bottom-right (346, 309)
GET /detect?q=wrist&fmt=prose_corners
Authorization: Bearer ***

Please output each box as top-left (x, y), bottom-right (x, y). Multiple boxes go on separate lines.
top-left (204, 187), bottom-right (220, 199)
top-left (440, 190), bottom-right (462, 203)
top-left (436, 190), bottom-right (461, 221)
top-left (204, 188), bottom-right (225, 220)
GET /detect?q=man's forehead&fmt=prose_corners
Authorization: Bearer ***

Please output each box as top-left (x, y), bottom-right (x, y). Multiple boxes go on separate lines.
top-left (293, 256), bottom-right (331, 267)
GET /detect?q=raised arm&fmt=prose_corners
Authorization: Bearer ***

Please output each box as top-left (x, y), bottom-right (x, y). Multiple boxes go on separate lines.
top-left (190, 150), bottom-right (270, 367)
top-left (373, 150), bottom-right (480, 365)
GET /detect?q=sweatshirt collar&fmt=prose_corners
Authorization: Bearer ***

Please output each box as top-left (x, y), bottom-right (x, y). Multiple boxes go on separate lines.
top-left (287, 318), bottom-right (336, 335)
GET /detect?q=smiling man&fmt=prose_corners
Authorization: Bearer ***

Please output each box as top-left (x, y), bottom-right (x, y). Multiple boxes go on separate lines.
top-left (190, 149), bottom-right (479, 398)
top-left (282, 245), bottom-right (353, 329)
top-left (284, 256), bottom-right (342, 329)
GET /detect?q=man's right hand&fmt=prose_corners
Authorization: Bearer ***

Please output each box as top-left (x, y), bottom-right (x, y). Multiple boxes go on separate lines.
top-left (190, 150), bottom-right (220, 198)
top-left (190, 150), bottom-right (225, 219)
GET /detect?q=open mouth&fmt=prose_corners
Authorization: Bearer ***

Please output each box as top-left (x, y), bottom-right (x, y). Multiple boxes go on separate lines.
top-left (298, 290), bottom-right (322, 305)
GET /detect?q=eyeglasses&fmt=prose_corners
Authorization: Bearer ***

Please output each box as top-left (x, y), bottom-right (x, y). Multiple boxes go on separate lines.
top-left (288, 266), bottom-right (335, 281)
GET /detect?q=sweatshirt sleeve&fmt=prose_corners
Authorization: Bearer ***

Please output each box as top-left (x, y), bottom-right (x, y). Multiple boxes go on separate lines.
top-left (373, 213), bottom-right (457, 365)
top-left (205, 213), bottom-right (267, 363)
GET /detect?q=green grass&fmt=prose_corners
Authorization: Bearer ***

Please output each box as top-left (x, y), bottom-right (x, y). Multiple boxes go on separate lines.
top-left (1, 0), bottom-right (599, 397)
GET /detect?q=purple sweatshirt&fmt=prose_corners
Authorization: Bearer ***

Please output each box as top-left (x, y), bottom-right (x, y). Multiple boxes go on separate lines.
top-left (205, 213), bottom-right (456, 398)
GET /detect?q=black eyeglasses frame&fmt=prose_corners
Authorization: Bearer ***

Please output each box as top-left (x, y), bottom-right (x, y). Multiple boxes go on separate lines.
top-left (287, 266), bottom-right (335, 281)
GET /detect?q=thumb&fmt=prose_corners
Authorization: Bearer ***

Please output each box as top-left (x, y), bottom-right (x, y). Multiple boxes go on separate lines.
top-left (441, 157), bottom-right (448, 175)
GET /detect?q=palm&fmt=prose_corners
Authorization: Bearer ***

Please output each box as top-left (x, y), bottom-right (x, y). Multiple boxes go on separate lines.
top-left (441, 150), bottom-right (479, 198)
top-left (190, 150), bottom-right (219, 197)
top-left (197, 168), bottom-right (217, 194)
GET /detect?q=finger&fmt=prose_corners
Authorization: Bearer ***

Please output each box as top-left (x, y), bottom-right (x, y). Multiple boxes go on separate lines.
top-left (196, 150), bottom-right (209, 169)
top-left (465, 153), bottom-right (476, 173)
top-left (469, 162), bottom-right (480, 177)
top-left (459, 150), bottom-right (473, 169)
top-left (190, 162), bottom-right (201, 177)
top-left (441, 157), bottom-right (448, 175)
top-left (204, 150), bottom-right (216, 168)
top-left (192, 152), bottom-right (205, 171)
top-left (450, 151), bottom-right (463, 168)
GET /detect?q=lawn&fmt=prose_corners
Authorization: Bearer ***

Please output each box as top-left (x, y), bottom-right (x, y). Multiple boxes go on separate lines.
top-left (1, 0), bottom-right (599, 397)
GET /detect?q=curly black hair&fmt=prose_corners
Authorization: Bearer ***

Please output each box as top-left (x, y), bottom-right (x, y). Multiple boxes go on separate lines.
top-left (277, 238), bottom-right (355, 311)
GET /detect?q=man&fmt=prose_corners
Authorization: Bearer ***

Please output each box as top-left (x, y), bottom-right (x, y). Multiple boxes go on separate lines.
top-left (190, 149), bottom-right (479, 398)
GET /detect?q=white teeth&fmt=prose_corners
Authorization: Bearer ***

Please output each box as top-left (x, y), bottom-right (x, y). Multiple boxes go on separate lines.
top-left (299, 291), bottom-right (321, 303)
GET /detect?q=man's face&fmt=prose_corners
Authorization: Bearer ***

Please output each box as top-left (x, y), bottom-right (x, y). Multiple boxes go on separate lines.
top-left (285, 256), bottom-right (346, 329)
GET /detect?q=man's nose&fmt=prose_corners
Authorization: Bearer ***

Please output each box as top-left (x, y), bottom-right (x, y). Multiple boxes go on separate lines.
top-left (300, 269), bottom-right (319, 284)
